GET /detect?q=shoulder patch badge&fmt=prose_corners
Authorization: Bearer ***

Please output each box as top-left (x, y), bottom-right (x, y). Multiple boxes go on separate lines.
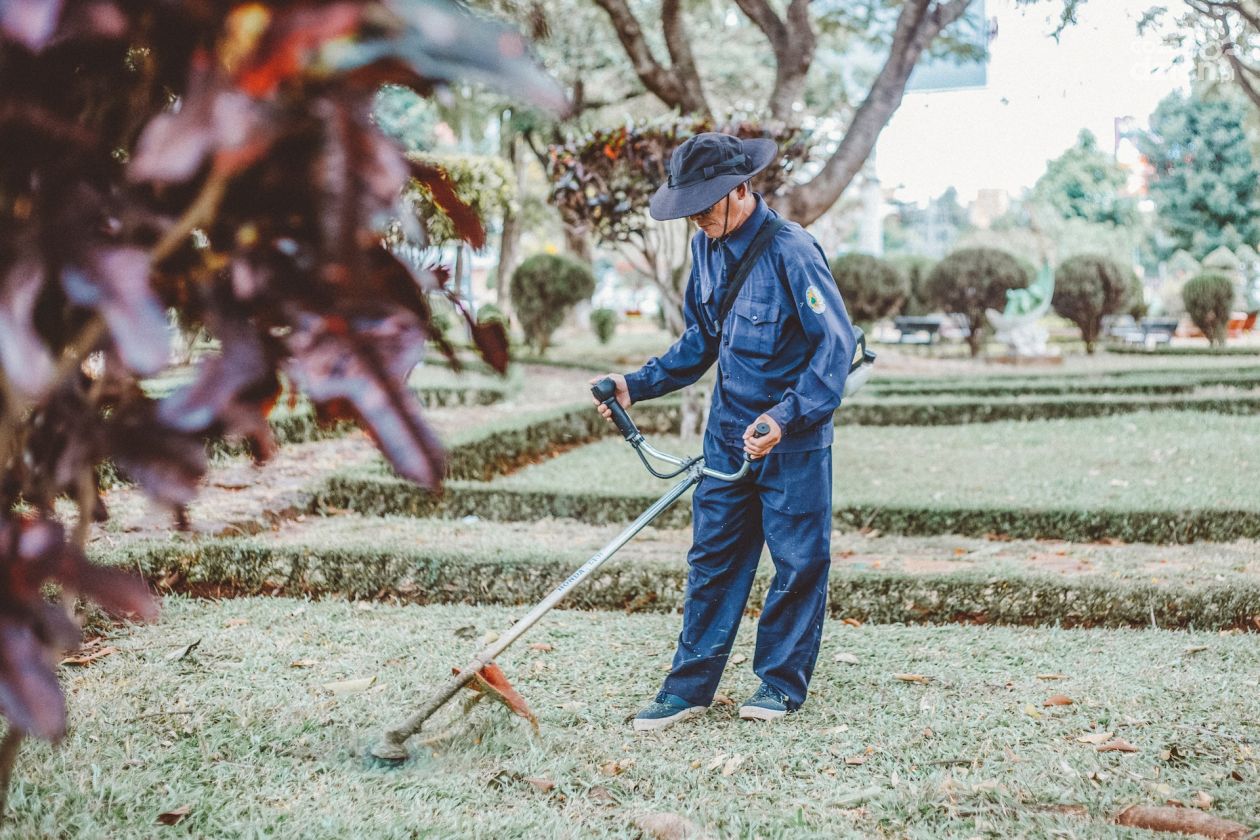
top-left (805, 284), bottom-right (826, 314)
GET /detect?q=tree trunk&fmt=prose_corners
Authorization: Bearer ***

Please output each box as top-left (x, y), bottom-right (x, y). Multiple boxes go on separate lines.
top-left (590, 0), bottom-right (711, 118)
top-left (564, 222), bottom-right (592, 264)
top-left (495, 126), bottom-right (527, 313)
top-left (967, 322), bottom-right (983, 357)
top-left (779, 0), bottom-right (974, 226)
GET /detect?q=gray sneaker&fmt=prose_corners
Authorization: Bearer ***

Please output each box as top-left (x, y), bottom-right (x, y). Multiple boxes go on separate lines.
top-left (738, 682), bottom-right (790, 721)
top-left (632, 692), bottom-right (706, 732)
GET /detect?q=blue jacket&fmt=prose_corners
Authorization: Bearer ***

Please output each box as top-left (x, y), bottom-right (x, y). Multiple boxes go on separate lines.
top-left (624, 196), bottom-right (857, 453)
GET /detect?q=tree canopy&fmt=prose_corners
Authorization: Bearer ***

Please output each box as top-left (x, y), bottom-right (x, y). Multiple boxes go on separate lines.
top-left (1137, 89), bottom-right (1260, 258)
top-left (1029, 129), bottom-right (1139, 227)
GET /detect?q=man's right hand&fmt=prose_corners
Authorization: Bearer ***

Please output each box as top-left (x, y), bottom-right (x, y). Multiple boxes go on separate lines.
top-left (589, 373), bottom-right (631, 425)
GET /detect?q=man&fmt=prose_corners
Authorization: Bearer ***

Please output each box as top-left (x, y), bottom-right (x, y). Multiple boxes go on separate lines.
top-left (591, 132), bottom-right (857, 730)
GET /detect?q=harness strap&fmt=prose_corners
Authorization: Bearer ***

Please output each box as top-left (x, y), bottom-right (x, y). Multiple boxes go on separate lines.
top-left (714, 216), bottom-right (787, 331)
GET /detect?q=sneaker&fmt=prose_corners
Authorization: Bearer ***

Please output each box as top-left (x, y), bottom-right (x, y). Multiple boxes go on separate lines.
top-left (738, 683), bottom-right (790, 721)
top-left (632, 692), bottom-right (706, 732)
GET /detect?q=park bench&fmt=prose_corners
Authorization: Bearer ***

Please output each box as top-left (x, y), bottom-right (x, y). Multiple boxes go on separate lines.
top-left (893, 315), bottom-right (947, 345)
top-left (1108, 316), bottom-right (1179, 347)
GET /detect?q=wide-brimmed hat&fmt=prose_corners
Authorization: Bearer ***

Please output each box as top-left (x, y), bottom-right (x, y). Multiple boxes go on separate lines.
top-left (649, 132), bottom-right (778, 221)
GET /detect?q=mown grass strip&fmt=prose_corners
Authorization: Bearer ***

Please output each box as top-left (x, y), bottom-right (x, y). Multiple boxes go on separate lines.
top-left (15, 599), bottom-right (1260, 837)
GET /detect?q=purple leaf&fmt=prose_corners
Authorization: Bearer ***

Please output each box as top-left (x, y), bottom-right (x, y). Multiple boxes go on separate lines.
top-left (284, 307), bottom-right (444, 487)
top-left (0, 254), bottom-right (55, 396)
top-left (107, 403), bottom-right (207, 508)
top-left (0, 0), bottom-right (63, 51)
top-left (62, 246), bottom-right (168, 374)
top-left (0, 620), bottom-right (66, 740)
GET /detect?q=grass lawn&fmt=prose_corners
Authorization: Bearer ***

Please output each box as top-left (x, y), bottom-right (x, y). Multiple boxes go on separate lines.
top-left (9, 598), bottom-right (1258, 839)
top-left (489, 412), bottom-right (1260, 513)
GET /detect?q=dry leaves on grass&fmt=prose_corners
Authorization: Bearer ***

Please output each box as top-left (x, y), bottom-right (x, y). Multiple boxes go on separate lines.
top-left (730, 653), bottom-right (747, 665)
top-left (165, 640), bottom-right (201, 661)
top-left (600, 758), bottom-right (634, 776)
top-left (155, 804), bottom-right (192, 825)
top-left (524, 777), bottom-right (555, 793)
top-left (322, 676), bottom-right (376, 696)
top-left (1043, 694), bottom-right (1074, 707)
top-left (1096, 739), bottom-right (1138, 753)
top-left (1036, 673), bottom-right (1067, 680)
top-left (1076, 732), bottom-right (1113, 745)
top-left (1114, 805), bottom-right (1251, 839)
top-left (893, 674), bottom-right (930, 684)
top-left (61, 646), bottom-right (119, 666)
top-left (633, 812), bottom-right (709, 840)
top-left (528, 642), bottom-right (554, 652)
top-left (834, 652), bottom-right (860, 666)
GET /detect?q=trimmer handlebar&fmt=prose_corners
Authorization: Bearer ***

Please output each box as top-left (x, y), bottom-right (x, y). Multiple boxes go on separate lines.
top-left (591, 377), bottom-right (642, 443)
top-left (592, 378), bottom-right (767, 482)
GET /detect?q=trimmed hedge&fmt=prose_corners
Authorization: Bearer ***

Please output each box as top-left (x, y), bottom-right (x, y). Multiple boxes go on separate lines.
top-left (94, 534), bottom-right (1260, 630)
top-left (1106, 344), bottom-right (1260, 356)
top-left (867, 370), bottom-right (1260, 397)
top-left (830, 503), bottom-right (1260, 545)
top-left (310, 468), bottom-right (1260, 544)
top-left (444, 401), bottom-right (679, 480)
top-left (841, 392), bottom-right (1260, 426)
top-left (312, 473), bottom-right (693, 529)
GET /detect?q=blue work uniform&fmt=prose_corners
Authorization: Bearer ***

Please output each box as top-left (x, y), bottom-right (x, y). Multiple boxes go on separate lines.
top-left (623, 195), bottom-right (856, 710)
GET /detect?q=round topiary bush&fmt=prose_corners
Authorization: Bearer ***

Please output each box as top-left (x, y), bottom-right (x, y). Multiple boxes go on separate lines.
top-left (924, 247), bottom-right (1031, 356)
top-left (887, 255), bottom-right (937, 316)
top-left (476, 303), bottom-right (507, 326)
top-left (510, 253), bottom-right (596, 354)
top-left (828, 253), bottom-right (908, 326)
top-left (1182, 272), bottom-right (1236, 347)
top-left (590, 307), bottom-right (617, 344)
top-left (1051, 254), bottom-right (1136, 353)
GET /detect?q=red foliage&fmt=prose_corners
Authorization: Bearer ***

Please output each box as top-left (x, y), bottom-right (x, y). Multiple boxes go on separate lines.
top-left (0, 0), bottom-right (563, 746)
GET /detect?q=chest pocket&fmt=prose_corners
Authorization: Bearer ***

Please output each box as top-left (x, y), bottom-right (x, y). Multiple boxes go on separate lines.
top-left (728, 297), bottom-right (782, 357)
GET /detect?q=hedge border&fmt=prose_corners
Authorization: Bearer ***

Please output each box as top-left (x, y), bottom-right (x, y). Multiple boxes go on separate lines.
top-left (868, 371), bottom-right (1260, 398)
top-left (94, 537), bottom-right (1260, 630)
top-left (1105, 344), bottom-right (1260, 356)
top-left (841, 393), bottom-right (1260, 425)
top-left (310, 472), bottom-right (1260, 545)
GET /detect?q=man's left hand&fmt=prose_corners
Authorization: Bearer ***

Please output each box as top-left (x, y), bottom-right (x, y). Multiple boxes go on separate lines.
top-left (743, 414), bottom-right (781, 460)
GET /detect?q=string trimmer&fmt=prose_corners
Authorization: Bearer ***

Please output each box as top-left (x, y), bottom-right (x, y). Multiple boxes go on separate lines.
top-left (369, 377), bottom-right (766, 763)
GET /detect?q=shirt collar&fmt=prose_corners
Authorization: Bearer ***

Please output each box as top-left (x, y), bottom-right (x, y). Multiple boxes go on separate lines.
top-left (713, 194), bottom-right (771, 263)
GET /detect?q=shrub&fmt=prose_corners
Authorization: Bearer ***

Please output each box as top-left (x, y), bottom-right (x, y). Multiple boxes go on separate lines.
top-left (476, 303), bottom-right (507, 327)
top-left (887, 255), bottom-right (937, 316)
top-left (1127, 273), bottom-right (1149, 319)
top-left (828, 253), bottom-right (908, 325)
top-left (1051, 254), bottom-right (1135, 353)
top-left (1182, 273), bottom-right (1236, 346)
top-left (510, 254), bottom-right (597, 354)
top-left (590, 308), bottom-right (618, 344)
top-left (925, 248), bottom-right (1031, 356)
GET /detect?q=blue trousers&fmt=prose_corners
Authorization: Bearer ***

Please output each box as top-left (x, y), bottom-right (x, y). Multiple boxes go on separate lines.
top-left (661, 434), bottom-right (833, 711)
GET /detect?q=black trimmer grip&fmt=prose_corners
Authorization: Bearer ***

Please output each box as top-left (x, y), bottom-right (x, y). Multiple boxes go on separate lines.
top-left (592, 377), bottom-right (641, 441)
top-left (753, 422), bottom-right (770, 438)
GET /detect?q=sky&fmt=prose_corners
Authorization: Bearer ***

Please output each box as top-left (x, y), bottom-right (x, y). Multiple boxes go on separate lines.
top-left (875, 0), bottom-right (1194, 205)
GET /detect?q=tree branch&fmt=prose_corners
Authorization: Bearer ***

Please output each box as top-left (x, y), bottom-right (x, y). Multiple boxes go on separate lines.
top-left (780, 0), bottom-right (974, 225)
top-left (735, 0), bottom-right (816, 124)
top-left (660, 0), bottom-right (709, 118)
top-left (590, 0), bottom-right (710, 117)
